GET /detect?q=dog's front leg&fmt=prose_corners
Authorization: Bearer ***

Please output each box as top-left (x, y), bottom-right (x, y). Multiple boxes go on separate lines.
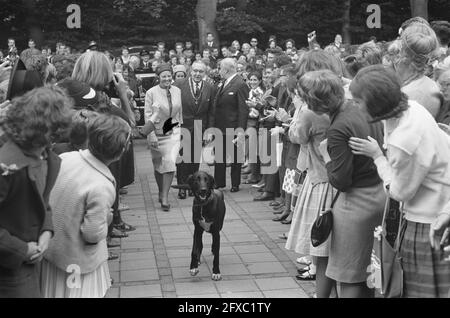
top-left (211, 231), bottom-right (222, 281)
top-left (190, 224), bottom-right (204, 276)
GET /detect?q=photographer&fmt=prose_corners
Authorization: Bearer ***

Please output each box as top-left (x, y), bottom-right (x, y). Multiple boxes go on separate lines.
top-left (72, 51), bottom-right (136, 255)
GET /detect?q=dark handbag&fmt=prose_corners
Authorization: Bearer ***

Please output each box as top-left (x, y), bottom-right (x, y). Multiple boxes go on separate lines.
top-left (370, 196), bottom-right (404, 298)
top-left (310, 185), bottom-right (340, 248)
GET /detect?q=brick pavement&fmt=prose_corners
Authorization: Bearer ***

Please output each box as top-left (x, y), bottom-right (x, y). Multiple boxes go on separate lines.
top-left (105, 140), bottom-right (315, 298)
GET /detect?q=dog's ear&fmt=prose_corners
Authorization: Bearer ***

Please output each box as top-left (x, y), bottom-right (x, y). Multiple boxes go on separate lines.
top-left (208, 173), bottom-right (216, 189)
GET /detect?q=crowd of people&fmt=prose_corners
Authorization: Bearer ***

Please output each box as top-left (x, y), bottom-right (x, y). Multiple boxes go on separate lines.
top-left (0, 16), bottom-right (450, 298)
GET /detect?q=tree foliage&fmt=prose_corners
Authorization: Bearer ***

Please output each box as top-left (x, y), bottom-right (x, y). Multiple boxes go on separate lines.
top-left (0, 0), bottom-right (448, 52)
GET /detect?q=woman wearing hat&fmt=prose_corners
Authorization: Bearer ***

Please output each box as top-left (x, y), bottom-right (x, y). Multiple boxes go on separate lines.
top-left (145, 63), bottom-right (183, 211)
top-left (173, 64), bottom-right (187, 81)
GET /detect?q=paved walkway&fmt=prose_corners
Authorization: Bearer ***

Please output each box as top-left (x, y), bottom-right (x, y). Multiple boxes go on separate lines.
top-left (105, 140), bottom-right (315, 298)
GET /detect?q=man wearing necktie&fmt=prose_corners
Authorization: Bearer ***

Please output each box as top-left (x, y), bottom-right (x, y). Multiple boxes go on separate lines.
top-left (204, 32), bottom-right (218, 50)
top-left (139, 50), bottom-right (151, 70)
top-left (213, 58), bottom-right (249, 193)
top-left (174, 61), bottom-right (216, 199)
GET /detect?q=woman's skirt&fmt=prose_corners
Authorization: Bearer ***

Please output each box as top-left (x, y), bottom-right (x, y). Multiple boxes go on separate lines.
top-left (120, 140), bottom-right (135, 188)
top-left (400, 220), bottom-right (450, 298)
top-left (41, 259), bottom-right (111, 298)
top-left (326, 182), bottom-right (386, 283)
top-left (285, 175), bottom-right (333, 257)
top-left (150, 131), bottom-right (181, 174)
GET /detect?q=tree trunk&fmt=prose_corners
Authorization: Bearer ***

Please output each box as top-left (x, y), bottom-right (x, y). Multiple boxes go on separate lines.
top-left (196, 0), bottom-right (219, 51)
top-left (410, 0), bottom-right (428, 20)
top-left (342, 0), bottom-right (351, 45)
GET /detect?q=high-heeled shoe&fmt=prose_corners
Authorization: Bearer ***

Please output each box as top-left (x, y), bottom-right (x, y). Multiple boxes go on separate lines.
top-left (281, 218), bottom-right (292, 225)
top-left (272, 211), bottom-right (290, 222)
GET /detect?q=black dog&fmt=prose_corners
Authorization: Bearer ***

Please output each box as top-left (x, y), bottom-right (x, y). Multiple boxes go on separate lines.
top-left (172, 171), bottom-right (226, 280)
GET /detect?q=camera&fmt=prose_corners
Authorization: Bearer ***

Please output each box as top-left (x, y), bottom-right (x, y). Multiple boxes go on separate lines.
top-left (104, 74), bottom-right (120, 98)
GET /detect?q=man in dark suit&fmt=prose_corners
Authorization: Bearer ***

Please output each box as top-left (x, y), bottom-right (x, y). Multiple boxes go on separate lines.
top-left (214, 58), bottom-right (249, 192)
top-left (138, 50), bottom-right (152, 71)
top-left (204, 33), bottom-right (219, 50)
top-left (175, 61), bottom-right (216, 199)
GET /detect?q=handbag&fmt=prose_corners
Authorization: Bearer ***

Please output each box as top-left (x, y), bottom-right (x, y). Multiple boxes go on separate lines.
top-left (370, 197), bottom-right (404, 298)
top-left (310, 185), bottom-right (339, 248)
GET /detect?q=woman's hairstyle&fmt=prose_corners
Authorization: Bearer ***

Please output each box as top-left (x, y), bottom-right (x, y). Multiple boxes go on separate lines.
top-left (350, 64), bottom-right (409, 122)
top-left (431, 20), bottom-right (450, 47)
top-left (88, 113), bottom-right (131, 163)
top-left (274, 54), bottom-right (292, 68)
top-left (67, 109), bottom-right (100, 149)
top-left (400, 17), bottom-right (430, 33)
top-left (285, 76), bottom-right (298, 96)
top-left (72, 51), bottom-right (113, 91)
top-left (297, 50), bottom-right (343, 78)
top-left (24, 54), bottom-right (49, 82)
top-left (54, 55), bottom-right (78, 82)
top-left (297, 70), bottom-right (345, 114)
top-left (0, 86), bottom-right (72, 150)
top-left (400, 22), bottom-right (439, 72)
top-left (248, 71), bottom-right (262, 81)
top-left (45, 63), bottom-right (57, 83)
top-left (129, 55), bottom-right (141, 71)
top-left (122, 64), bottom-right (133, 74)
top-left (343, 54), bottom-right (364, 78)
top-left (355, 41), bottom-right (383, 66)
top-left (324, 45), bottom-right (341, 57)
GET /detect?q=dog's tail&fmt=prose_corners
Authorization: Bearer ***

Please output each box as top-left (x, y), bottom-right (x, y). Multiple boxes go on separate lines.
top-left (171, 184), bottom-right (190, 190)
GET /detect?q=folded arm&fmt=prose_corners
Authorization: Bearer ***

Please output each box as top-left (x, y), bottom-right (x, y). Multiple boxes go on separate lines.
top-left (80, 186), bottom-right (115, 244)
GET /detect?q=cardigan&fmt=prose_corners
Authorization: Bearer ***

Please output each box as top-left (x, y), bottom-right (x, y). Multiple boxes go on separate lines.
top-left (44, 150), bottom-right (115, 274)
top-left (374, 100), bottom-right (450, 224)
top-left (289, 106), bottom-right (330, 185)
top-left (326, 101), bottom-right (383, 192)
top-left (0, 141), bottom-right (60, 271)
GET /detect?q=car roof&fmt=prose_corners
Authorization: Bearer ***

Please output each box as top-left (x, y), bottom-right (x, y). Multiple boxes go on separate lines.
top-left (112, 45), bottom-right (158, 57)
